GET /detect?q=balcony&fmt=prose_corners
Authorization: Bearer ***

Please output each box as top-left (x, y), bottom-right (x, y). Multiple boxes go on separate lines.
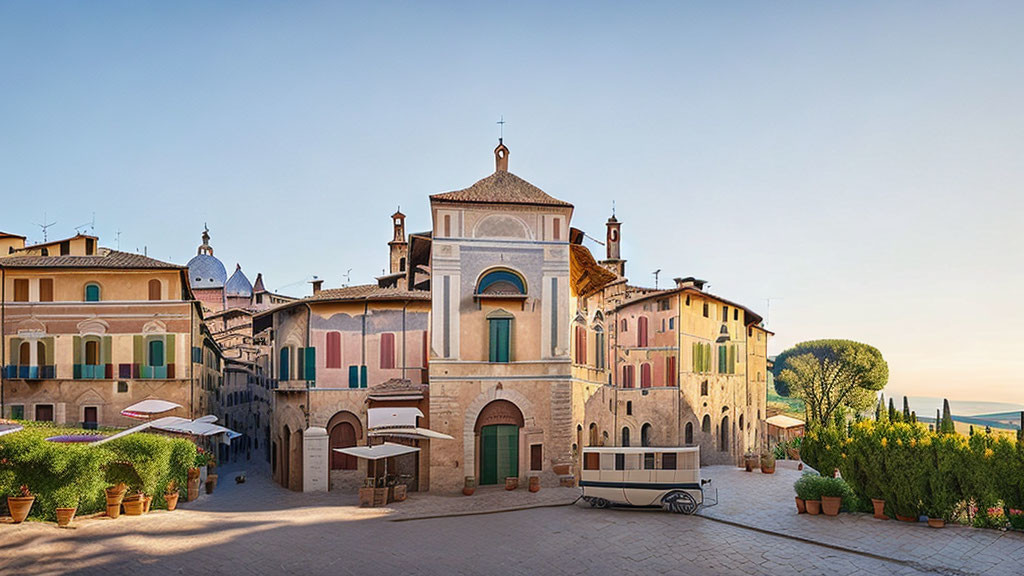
top-left (2, 365), bottom-right (56, 379)
top-left (73, 364), bottom-right (113, 379)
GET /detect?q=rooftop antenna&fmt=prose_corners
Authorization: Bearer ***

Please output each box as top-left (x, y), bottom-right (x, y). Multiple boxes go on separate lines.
top-left (653, 269), bottom-right (661, 290)
top-left (74, 212), bottom-right (96, 235)
top-left (765, 297), bottom-right (784, 327)
top-left (497, 115), bottom-right (505, 143)
top-left (115, 229), bottom-right (121, 250)
top-left (35, 212), bottom-right (56, 242)
top-left (612, 200), bottom-right (616, 218)
top-left (343, 269), bottom-right (352, 287)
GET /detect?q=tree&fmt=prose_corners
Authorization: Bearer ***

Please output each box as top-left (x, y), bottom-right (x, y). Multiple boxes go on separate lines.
top-left (889, 397), bottom-right (899, 423)
top-left (970, 425), bottom-right (975, 436)
top-left (902, 396), bottom-right (911, 421)
top-left (1019, 411), bottom-right (1024, 443)
top-left (940, 398), bottom-right (956, 434)
top-left (875, 393), bottom-right (885, 422)
top-left (910, 411), bottom-right (917, 423)
top-left (773, 339), bottom-right (889, 426)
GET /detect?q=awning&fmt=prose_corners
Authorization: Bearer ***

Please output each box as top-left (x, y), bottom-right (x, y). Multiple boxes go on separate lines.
top-left (367, 407), bottom-right (423, 429)
top-left (0, 420), bottom-right (24, 437)
top-left (93, 415), bottom-right (240, 445)
top-left (333, 442), bottom-right (420, 461)
top-left (368, 427), bottom-right (454, 441)
top-left (121, 399), bottom-right (183, 419)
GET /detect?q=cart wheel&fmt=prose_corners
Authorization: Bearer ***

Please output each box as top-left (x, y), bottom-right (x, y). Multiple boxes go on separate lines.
top-left (663, 491), bottom-right (697, 515)
top-left (595, 498), bottom-right (610, 509)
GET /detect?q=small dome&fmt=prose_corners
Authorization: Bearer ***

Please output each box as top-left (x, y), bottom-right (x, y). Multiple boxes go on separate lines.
top-left (187, 254), bottom-right (227, 289)
top-left (225, 264), bottom-right (253, 297)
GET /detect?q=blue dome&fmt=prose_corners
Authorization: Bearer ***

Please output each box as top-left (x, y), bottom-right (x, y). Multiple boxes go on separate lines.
top-left (187, 253), bottom-right (227, 289)
top-left (225, 264), bottom-right (253, 297)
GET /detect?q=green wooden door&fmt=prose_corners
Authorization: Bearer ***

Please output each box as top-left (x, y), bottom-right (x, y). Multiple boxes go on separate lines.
top-left (480, 424), bottom-right (519, 485)
top-left (488, 318), bottom-right (510, 363)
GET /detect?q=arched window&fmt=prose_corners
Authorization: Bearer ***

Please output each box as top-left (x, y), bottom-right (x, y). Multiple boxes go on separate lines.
top-left (148, 339), bottom-right (164, 367)
top-left (593, 326), bottom-right (605, 370)
top-left (640, 363), bottom-right (652, 388)
top-left (685, 422), bottom-right (694, 445)
top-left (84, 283), bottom-right (101, 302)
top-left (621, 427), bottom-right (630, 447)
top-left (701, 414), bottom-right (711, 433)
top-left (720, 416), bottom-right (729, 452)
top-left (330, 421), bottom-right (358, 470)
top-left (701, 380), bottom-right (708, 396)
top-left (326, 332), bottom-right (342, 369)
top-left (621, 365), bottom-right (635, 388)
top-left (148, 279), bottom-right (162, 301)
top-left (85, 339), bottom-right (100, 365)
top-left (739, 415), bottom-right (745, 433)
top-left (641, 423), bottom-right (652, 447)
top-left (399, 257), bottom-right (406, 272)
top-left (19, 341), bottom-right (30, 365)
top-left (279, 347), bottom-right (290, 381)
top-left (637, 316), bottom-right (648, 347)
top-left (574, 325), bottom-right (587, 365)
top-left (476, 268), bottom-right (527, 295)
top-left (621, 318), bottom-right (628, 332)
top-left (589, 423), bottom-right (598, 446)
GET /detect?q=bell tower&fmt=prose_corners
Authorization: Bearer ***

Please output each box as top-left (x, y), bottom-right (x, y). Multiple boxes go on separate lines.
top-left (389, 209), bottom-right (408, 274)
top-left (600, 212), bottom-right (626, 277)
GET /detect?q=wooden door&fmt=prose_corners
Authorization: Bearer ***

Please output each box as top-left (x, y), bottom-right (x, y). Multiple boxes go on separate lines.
top-left (480, 424), bottom-right (518, 485)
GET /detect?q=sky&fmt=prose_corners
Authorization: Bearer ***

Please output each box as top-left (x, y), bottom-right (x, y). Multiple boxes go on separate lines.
top-left (1, 2), bottom-right (1022, 403)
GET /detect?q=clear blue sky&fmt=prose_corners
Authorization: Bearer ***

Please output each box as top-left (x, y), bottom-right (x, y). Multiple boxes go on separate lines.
top-left (2, 2), bottom-right (1022, 403)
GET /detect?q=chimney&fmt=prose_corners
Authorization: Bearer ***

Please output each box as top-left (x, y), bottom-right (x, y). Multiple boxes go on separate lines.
top-left (311, 278), bottom-right (323, 295)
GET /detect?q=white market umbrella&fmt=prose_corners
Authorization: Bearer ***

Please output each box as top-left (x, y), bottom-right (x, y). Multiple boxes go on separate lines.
top-left (121, 399), bottom-right (183, 419)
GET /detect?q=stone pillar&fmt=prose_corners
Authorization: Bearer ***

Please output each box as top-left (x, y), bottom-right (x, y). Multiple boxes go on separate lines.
top-left (303, 427), bottom-right (329, 492)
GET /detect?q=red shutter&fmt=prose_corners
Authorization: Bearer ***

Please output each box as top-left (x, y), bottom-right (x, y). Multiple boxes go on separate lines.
top-left (666, 356), bottom-right (676, 387)
top-left (380, 333), bottom-right (395, 370)
top-left (637, 317), bottom-right (648, 347)
top-left (326, 332), bottom-right (341, 369)
top-left (640, 363), bottom-right (652, 388)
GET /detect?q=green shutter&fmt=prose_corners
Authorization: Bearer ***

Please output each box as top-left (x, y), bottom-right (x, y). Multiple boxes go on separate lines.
top-left (44, 337), bottom-right (55, 364)
top-left (348, 365), bottom-right (358, 388)
top-left (166, 334), bottom-right (175, 365)
top-left (296, 348), bottom-right (304, 379)
top-left (360, 365), bottom-right (367, 388)
top-left (102, 336), bottom-right (112, 364)
top-left (489, 319), bottom-right (510, 363)
top-left (280, 348), bottom-right (290, 381)
top-left (72, 336), bottom-right (82, 365)
top-left (134, 335), bottom-right (144, 366)
top-left (304, 347), bottom-right (316, 382)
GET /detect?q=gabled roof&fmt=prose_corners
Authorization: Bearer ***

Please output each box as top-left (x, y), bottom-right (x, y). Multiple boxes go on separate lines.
top-left (308, 284), bottom-right (431, 303)
top-left (20, 233), bottom-right (97, 249)
top-left (430, 170), bottom-right (572, 208)
top-left (0, 232), bottom-right (26, 239)
top-left (0, 248), bottom-right (182, 270)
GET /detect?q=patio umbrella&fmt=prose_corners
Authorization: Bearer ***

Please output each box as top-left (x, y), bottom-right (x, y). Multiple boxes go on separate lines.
top-left (120, 399), bottom-right (183, 419)
top-left (0, 419), bottom-right (24, 437)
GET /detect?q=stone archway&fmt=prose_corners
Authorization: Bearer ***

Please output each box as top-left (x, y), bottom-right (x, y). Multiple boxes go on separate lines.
top-left (462, 387), bottom-right (535, 485)
top-left (474, 400), bottom-right (524, 485)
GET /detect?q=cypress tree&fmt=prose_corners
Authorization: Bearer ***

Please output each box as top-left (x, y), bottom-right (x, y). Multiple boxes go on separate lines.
top-left (1018, 411), bottom-right (1023, 443)
top-left (877, 395), bottom-right (888, 423)
top-left (902, 396), bottom-right (911, 421)
top-left (969, 425), bottom-right (975, 436)
top-left (889, 397), bottom-right (899, 423)
top-left (940, 398), bottom-right (955, 434)
top-left (985, 425), bottom-right (992, 435)
top-left (935, 409), bottom-right (941, 431)
top-left (910, 411), bottom-right (917, 424)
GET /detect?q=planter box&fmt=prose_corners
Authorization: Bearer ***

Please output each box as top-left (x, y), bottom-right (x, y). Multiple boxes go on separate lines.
top-left (358, 487), bottom-right (375, 507)
top-left (391, 485), bottom-right (407, 502)
top-left (372, 487), bottom-right (388, 507)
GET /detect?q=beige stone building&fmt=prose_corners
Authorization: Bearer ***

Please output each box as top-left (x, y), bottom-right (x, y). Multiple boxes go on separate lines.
top-left (0, 234), bottom-right (223, 428)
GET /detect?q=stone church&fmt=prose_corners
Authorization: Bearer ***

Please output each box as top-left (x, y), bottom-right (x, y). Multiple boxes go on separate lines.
top-left (259, 140), bottom-right (770, 493)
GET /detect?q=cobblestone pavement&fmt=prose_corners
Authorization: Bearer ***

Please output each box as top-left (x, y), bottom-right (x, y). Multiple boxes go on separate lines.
top-left (700, 460), bottom-right (1024, 576)
top-left (0, 463), bottom-right (1006, 576)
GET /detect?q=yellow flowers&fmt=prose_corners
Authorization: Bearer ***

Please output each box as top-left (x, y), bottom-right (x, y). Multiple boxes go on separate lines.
top-left (841, 453), bottom-right (847, 459)
top-left (896, 439), bottom-right (903, 446)
top-left (846, 438), bottom-right (853, 445)
top-left (985, 448), bottom-right (994, 459)
top-left (920, 436), bottom-right (931, 447)
top-left (880, 437), bottom-right (888, 447)
top-left (909, 438), bottom-right (917, 447)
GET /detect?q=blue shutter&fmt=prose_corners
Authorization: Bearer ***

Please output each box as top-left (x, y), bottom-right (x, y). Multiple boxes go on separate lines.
top-left (304, 347), bottom-right (316, 385)
top-left (348, 366), bottom-right (358, 388)
top-left (360, 365), bottom-right (368, 388)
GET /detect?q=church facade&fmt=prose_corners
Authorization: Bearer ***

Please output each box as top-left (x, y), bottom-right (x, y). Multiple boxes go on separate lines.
top-left (260, 140), bottom-right (770, 493)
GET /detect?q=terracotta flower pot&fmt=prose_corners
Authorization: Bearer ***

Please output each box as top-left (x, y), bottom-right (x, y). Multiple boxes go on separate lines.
top-left (205, 474), bottom-right (218, 494)
top-left (505, 477), bottom-right (519, 491)
top-left (7, 496), bottom-right (34, 523)
top-left (142, 495), bottom-right (152, 514)
top-left (821, 495), bottom-right (842, 516)
top-left (871, 498), bottom-right (887, 520)
top-left (462, 477), bottom-right (476, 496)
top-left (123, 495), bottom-right (145, 516)
top-left (744, 455), bottom-right (759, 472)
top-left (795, 497), bottom-right (806, 514)
top-left (165, 492), bottom-right (179, 511)
top-left (760, 462), bottom-right (775, 474)
top-left (529, 476), bottom-right (541, 493)
top-left (105, 486), bottom-right (126, 519)
top-left (928, 518), bottom-right (945, 528)
top-left (806, 500), bottom-right (821, 515)
top-left (55, 507), bottom-right (77, 528)
top-left (187, 477), bottom-right (201, 501)
top-left (895, 514), bottom-right (917, 523)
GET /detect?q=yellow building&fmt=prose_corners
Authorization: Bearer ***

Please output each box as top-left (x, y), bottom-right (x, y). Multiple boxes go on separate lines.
top-left (1, 236), bottom-right (222, 428)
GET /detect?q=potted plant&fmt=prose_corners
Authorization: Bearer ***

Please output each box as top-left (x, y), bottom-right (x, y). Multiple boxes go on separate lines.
top-left (372, 477), bottom-right (388, 507)
top-left (793, 474), bottom-right (815, 514)
top-left (786, 436), bottom-right (802, 461)
top-left (53, 486), bottom-right (79, 528)
top-left (820, 477), bottom-right (850, 517)
top-left (187, 467), bottom-right (201, 501)
top-left (505, 476), bottom-right (519, 490)
top-left (123, 490), bottom-right (146, 516)
top-left (804, 476), bottom-right (823, 515)
top-left (205, 474), bottom-right (218, 494)
top-left (529, 475), bottom-right (541, 493)
top-left (105, 482), bottom-right (127, 519)
top-left (358, 478), bottom-right (375, 507)
top-left (164, 480), bottom-right (180, 511)
top-left (743, 452), bottom-right (759, 472)
top-left (871, 498), bottom-right (887, 520)
top-left (7, 484), bottom-right (34, 524)
top-left (760, 451), bottom-right (776, 474)
top-left (142, 494), bottom-right (153, 514)
top-left (462, 476), bottom-right (476, 496)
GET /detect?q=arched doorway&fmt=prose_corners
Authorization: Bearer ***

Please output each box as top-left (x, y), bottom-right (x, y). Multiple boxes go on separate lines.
top-left (720, 416), bottom-right (729, 452)
top-left (588, 423), bottom-right (598, 446)
top-left (327, 411), bottom-right (362, 471)
top-left (641, 423), bottom-right (652, 447)
top-left (685, 422), bottom-right (694, 445)
top-left (290, 428), bottom-right (304, 491)
top-left (281, 427), bottom-right (291, 489)
top-left (475, 400), bottom-right (524, 485)
top-left (621, 427), bottom-right (630, 447)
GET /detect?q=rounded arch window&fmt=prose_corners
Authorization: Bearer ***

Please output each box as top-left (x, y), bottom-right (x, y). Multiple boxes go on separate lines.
top-left (641, 423), bottom-right (652, 447)
top-left (701, 414), bottom-right (711, 433)
top-left (476, 268), bottom-right (527, 296)
top-left (84, 283), bottom-right (101, 302)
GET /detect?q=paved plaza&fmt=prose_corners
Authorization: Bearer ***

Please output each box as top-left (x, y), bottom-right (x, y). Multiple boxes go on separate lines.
top-left (2, 462), bottom-right (1023, 576)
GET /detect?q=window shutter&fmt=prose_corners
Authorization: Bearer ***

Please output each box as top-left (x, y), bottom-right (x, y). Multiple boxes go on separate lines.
top-left (133, 335), bottom-right (144, 366)
top-left (44, 337), bottom-right (55, 365)
top-left (165, 334), bottom-right (175, 365)
top-left (360, 365), bottom-right (368, 388)
top-left (348, 366), bottom-right (358, 388)
top-left (102, 336), bottom-right (112, 365)
top-left (304, 347), bottom-right (316, 382)
top-left (70, 336), bottom-right (81, 366)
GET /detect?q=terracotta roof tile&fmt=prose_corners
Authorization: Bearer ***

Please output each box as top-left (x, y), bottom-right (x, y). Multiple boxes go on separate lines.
top-left (306, 284), bottom-right (430, 302)
top-left (430, 170), bottom-right (572, 207)
top-left (0, 248), bottom-right (182, 269)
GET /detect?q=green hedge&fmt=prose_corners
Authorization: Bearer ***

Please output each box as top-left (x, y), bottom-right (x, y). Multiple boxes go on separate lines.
top-left (803, 420), bottom-right (1024, 524)
top-left (0, 425), bottom-right (197, 521)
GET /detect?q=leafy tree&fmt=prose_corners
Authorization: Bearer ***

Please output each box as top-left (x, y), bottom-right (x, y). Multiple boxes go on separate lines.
top-left (773, 340), bottom-right (888, 426)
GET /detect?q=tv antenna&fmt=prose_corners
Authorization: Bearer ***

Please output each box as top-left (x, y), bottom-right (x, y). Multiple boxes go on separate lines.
top-left (653, 269), bottom-right (662, 290)
top-left (35, 212), bottom-right (56, 242)
top-left (765, 297), bottom-right (784, 326)
top-left (74, 212), bottom-right (96, 235)
top-left (343, 269), bottom-right (352, 287)
top-left (115, 229), bottom-right (121, 250)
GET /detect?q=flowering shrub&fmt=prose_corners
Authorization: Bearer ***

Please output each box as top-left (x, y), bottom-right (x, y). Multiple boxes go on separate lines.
top-left (803, 419), bottom-right (1024, 526)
